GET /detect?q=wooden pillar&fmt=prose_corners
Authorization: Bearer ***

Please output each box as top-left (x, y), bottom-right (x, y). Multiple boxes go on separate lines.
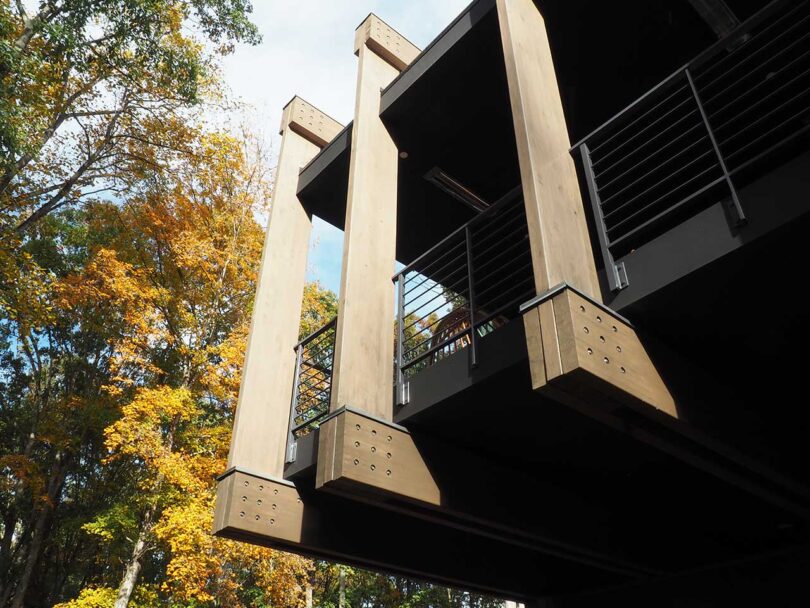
top-left (496, 0), bottom-right (601, 301)
top-left (225, 96), bottom-right (343, 478)
top-left (329, 15), bottom-right (420, 420)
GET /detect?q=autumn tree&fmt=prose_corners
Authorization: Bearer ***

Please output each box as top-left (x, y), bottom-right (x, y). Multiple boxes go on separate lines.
top-left (0, 0), bottom-right (260, 234)
top-left (59, 131), bottom-right (313, 608)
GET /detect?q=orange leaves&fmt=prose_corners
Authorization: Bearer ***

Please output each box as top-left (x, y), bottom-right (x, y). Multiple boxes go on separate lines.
top-left (56, 248), bottom-right (161, 314)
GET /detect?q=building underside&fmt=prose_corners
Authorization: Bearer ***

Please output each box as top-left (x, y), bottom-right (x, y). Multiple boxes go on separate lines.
top-left (215, 0), bottom-right (810, 604)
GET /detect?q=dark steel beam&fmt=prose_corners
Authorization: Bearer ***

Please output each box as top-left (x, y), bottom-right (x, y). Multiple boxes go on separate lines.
top-left (688, 0), bottom-right (741, 39)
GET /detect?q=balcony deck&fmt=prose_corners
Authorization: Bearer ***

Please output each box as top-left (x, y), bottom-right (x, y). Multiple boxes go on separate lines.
top-left (276, 0), bottom-right (810, 600)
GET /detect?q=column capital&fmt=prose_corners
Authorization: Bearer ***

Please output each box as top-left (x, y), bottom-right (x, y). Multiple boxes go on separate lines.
top-left (280, 96), bottom-right (344, 148)
top-left (354, 13), bottom-right (420, 71)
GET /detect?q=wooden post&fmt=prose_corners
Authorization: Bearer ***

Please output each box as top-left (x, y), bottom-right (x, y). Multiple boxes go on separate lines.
top-left (329, 15), bottom-right (420, 420)
top-left (225, 96), bottom-right (342, 478)
top-left (496, 0), bottom-right (601, 302)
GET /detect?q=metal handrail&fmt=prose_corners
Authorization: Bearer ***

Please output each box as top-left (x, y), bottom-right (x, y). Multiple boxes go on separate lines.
top-left (394, 185), bottom-right (523, 279)
top-left (570, 0), bottom-right (798, 151)
top-left (286, 317), bottom-right (337, 461)
top-left (393, 188), bottom-right (534, 402)
top-left (573, 0), bottom-right (809, 292)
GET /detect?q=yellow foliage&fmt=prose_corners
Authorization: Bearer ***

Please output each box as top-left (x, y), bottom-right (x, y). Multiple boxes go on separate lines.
top-left (53, 585), bottom-right (159, 608)
top-left (104, 386), bottom-right (203, 494)
top-left (153, 498), bottom-right (310, 606)
top-left (53, 586), bottom-right (117, 608)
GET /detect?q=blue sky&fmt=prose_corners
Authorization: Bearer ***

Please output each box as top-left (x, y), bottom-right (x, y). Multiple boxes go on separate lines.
top-left (221, 0), bottom-right (472, 293)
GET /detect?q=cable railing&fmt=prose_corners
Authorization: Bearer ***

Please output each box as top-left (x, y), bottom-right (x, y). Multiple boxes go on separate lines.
top-left (287, 318), bottom-right (337, 454)
top-left (574, 0), bottom-right (810, 291)
top-left (393, 187), bottom-right (535, 403)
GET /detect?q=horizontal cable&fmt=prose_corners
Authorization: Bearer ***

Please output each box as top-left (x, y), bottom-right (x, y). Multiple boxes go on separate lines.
top-left (593, 91), bottom-right (694, 169)
top-left (402, 327), bottom-right (472, 370)
top-left (474, 262), bottom-right (535, 304)
top-left (473, 246), bottom-right (532, 286)
top-left (591, 82), bottom-right (690, 155)
top-left (402, 238), bottom-right (465, 287)
top-left (402, 291), bottom-right (468, 335)
top-left (603, 148), bottom-right (715, 220)
top-left (729, 121), bottom-right (810, 175)
top-left (476, 273), bottom-right (535, 309)
top-left (707, 51), bottom-right (810, 125)
top-left (599, 135), bottom-right (710, 206)
top-left (595, 109), bottom-right (701, 180)
top-left (403, 264), bottom-right (468, 310)
top-left (296, 398), bottom-right (329, 413)
top-left (402, 314), bottom-right (462, 356)
top-left (469, 209), bottom-right (528, 252)
top-left (607, 176), bottom-right (728, 251)
top-left (404, 279), bottom-right (467, 321)
top-left (469, 199), bottom-right (525, 237)
top-left (714, 69), bottom-right (810, 133)
top-left (698, 13), bottom-right (810, 98)
top-left (597, 122), bottom-right (704, 193)
top-left (718, 87), bottom-right (810, 151)
top-left (474, 291), bottom-right (536, 329)
top-left (725, 105), bottom-right (810, 164)
top-left (402, 248), bottom-right (466, 298)
top-left (607, 166), bottom-right (723, 238)
top-left (704, 34), bottom-right (807, 115)
top-left (695, 1), bottom-right (809, 84)
top-left (292, 410), bottom-right (329, 434)
top-left (472, 232), bottom-right (531, 273)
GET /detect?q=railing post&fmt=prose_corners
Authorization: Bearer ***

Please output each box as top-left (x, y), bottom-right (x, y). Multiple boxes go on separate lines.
top-left (286, 343), bottom-right (304, 463)
top-left (396, 273), bottom-right (407, 405)
top-left (465, 225), bottom-right (478, 369)
top-left (578, 143), bottom-right (628, 292)
top-left (685, 67), bottom-right (747, 226)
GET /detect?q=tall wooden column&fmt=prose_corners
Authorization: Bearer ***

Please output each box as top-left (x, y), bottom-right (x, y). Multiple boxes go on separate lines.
top-left (499, 0), bottom-right (678, 427)
top-left (329, 15), bottom-right (420, 420)
top-left (316, 17), bottom-right (425, 499)
top-left (225, 96), bottom-right (343, 479)
top-left (496, 0), bottom-right (601, 301)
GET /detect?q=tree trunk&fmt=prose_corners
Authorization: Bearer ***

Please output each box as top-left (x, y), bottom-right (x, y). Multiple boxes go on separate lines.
top-left (113, 508), bottom-right (153, 608)
top-left (9, 500), bottom-right (50, 608)
top-left (9, 452), bottom-right (68, 608)
top-left (338, 566), bottom-right (345, 608)
top-left (0, 509), bottom-right (17, 600)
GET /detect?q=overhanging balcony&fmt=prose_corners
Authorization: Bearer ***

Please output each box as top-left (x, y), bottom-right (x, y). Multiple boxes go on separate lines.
top-left (574, 0), bottom-right (810, 292)
top-left (393, 188), bottom-right (533, 404)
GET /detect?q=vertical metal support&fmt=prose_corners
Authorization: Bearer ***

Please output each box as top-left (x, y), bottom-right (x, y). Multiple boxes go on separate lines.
top-left (578, 144), bottom-right (628, 292)
top-left (395, 273), bottom-right (408, 405)
top-left (464, 226), bottom-right (478, 368)
top-left (286, 343), bottom-right (304, 463)
top-left (685, 67), bottom-right (747, 225)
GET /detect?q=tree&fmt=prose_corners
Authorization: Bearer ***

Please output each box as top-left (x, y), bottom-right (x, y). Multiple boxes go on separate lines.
top-left (0, 0), bottom-right (260, 233)
top-left (0, 125), bottom-right (315, 607)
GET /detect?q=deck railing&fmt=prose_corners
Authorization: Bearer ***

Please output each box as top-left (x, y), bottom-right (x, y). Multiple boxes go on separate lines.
top-left (286, 318), bottom-right (337, 459)
top-left (573, 0), bottom-right (810, 291)
top-left (393, 187), bottom-right (535, 403)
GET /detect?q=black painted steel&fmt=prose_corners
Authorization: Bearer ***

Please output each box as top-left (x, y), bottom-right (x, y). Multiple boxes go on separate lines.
top-left (287, 318), bottom-right (337, 443)
top-left (393, 187), bottom-right (534, 387)
top-left (574, 0), bottom-right (810, 289)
